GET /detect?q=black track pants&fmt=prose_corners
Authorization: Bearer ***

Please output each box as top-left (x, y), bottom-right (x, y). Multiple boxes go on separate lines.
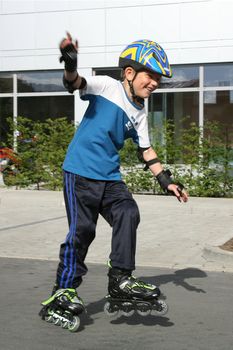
top-left (56, 171), bottom-right (140, 289)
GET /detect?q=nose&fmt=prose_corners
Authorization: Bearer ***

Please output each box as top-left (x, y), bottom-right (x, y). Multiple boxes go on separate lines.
top-left (151, 79), bottom-right (159, 90)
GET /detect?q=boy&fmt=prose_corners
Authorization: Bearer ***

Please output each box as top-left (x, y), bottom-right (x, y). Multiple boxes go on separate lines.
top-left (40, 33), bottom-right (188, 329)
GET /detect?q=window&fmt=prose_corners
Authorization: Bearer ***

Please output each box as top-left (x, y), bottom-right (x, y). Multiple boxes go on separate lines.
top-left (204, 90), bottom-right (233, 137)
top-left (94, 67), bottom-right (122, 80)
top-left (204, 63), bottom-right (233, 87)
top-left (18, 96), bottom-right (74, 122)
top-left (17, 70), bottom-right (66, 92)
top-left (149, 92), bottom-right (199, 146)
top-left (0, 73), bottom-right (13, 93)
top-left (0, 70), bottom-right (74, 148)
top-left (0, 98), bottom-right (13, 145)
top-left (159, 65), bottom-right (199, 89)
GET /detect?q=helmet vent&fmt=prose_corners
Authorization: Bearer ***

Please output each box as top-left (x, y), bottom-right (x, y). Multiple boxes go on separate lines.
top-left (152, 52), bottom-right (159, 61)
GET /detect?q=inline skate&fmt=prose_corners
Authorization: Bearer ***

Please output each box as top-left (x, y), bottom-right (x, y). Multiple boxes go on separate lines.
top-left (104, 267), bottom-right (168, 318)
top-left (39, 288), bottom-right (85, 332)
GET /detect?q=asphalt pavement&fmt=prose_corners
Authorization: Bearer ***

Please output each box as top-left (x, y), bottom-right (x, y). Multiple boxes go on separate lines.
top-left (1, 258), bottom-right (232, 350)
top-left (0, 188), bottom-right (233, 350)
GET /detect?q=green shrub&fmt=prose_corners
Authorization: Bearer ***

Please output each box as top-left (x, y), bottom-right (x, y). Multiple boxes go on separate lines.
top-left (5, 116), bottom-right (75, 190)
top-left (4, 116), bottom-right (233, 197)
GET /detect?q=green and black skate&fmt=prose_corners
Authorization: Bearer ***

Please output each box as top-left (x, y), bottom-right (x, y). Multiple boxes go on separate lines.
top-left (39, 288), bottom-right (85, 332)
top-left (104, 267), bottom-right (168, 318)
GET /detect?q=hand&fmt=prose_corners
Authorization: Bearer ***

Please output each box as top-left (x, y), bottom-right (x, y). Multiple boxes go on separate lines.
top-left (60, 32), bottom-right (78, 51)
top-left (59, 32), bottom-right (78, 72)
top-left (167, 183), bottom-right (188, 203)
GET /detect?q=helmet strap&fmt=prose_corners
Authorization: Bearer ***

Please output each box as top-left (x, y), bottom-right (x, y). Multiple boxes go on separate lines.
top-left (127, 72), bottom-right (144, 107)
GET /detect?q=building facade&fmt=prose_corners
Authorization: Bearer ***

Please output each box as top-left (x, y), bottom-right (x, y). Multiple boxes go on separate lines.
top-left (0, 0), bottom-right (233, 147)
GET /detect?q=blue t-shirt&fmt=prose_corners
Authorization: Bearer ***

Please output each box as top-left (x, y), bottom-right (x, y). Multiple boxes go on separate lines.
top-left (63, 75), bottom-right (151, 180)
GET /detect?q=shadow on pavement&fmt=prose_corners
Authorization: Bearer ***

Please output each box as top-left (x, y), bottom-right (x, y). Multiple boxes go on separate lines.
top-left (81, 297), bottom-right (174, 329)
top-left (79, 267), bottom-right (207, 330)
top-left (141, 267), bottom-right (207, 294)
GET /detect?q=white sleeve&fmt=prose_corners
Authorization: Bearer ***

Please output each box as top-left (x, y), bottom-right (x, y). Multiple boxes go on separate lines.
top-left (136, 115), bottom-right (151, 148)
top-left (79, 75), bottom-right (114, 99)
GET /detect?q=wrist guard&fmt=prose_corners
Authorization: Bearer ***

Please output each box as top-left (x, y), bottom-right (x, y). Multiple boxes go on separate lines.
top-left (156, 169), bottom-right (173, 191)
top-left (63, 75), bottom-right (86, 94)
top-left (156, 170), bottom-right (185, 195)
top-left (143, 158), bottom-right (160, 171)
top-left (59, 43), bottom-right (77, 72)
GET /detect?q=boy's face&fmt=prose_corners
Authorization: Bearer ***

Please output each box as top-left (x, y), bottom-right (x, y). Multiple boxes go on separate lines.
top-left (133, 70), bottom-right (161, 98)
top-left (124, 67), bottom-right (161, 98)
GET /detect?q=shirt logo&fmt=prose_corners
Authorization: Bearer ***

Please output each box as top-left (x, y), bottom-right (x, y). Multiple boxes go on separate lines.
top-left (125, 121), bottom-right (133, 131)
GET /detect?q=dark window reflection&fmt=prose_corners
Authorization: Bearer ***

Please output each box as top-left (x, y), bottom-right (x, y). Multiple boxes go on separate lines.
top-left (17, 70), bottom-right (66, 92)
top-left (94, 67), bottom-right (122, 80)
top-left (18, 96), bottom-right (74, 122)
top-left (159, 65), bottom-right (199, 88)
top-left (204, 63), bottom-right (233, 87)
top-left (0, 98), bottom-right (13, 145)
top-left (0, 73), bottom-right (13, 93)
top-left (204, 90), bottom-right (233, 129)
top-left (148, 92), bottom-right (199, 162)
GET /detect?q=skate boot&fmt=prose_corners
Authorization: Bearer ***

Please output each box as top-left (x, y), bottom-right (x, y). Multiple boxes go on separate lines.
top-left (39, 288), bottom-right (85, 332)
top-left (104, 267), bottom-right (168, 318)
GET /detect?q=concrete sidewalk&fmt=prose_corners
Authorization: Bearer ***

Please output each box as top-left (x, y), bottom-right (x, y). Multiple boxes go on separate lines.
top-left (0, 188), bottom-right (233, 272)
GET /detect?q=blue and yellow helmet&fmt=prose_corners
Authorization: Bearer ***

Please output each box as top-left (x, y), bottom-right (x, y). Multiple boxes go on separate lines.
top-left (119, 39), bottom-right (172, 78)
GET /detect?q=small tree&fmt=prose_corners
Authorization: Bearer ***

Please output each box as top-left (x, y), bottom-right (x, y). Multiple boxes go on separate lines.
top-left (40, 118), bottom-right (75, 190)
top-left (5, 116), bottom-right (75, 189)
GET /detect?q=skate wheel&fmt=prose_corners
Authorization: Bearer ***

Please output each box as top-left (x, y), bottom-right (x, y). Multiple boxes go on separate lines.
top-left (104, 301), bottom-right (119, 318)
top-left (45, 315), bottom-right (54, 323)
top-left (122, 309), bottom-right (135, 317)
top-left (136, 302), bottom-right (151, 316)
top-left (136, 308), bottom-right (151, 316)
top-left (122, 302), bottom-right (135, 317)
top-left (54, 317), bottom-right (61, 326)
top-left (43, 307), bottom-right (54, 323)
top-left (61, 321), bottom-right (68, 329)
top-left (153, 300), bottom-right (168, 315)
top-left (68, 316), bottom-right (80, 332)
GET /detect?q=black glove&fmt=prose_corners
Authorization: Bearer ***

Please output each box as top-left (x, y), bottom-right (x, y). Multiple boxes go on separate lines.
top-left (59, 39), bottom-right (77, 72)
top-left (156, 169), bottom-right (184, 195)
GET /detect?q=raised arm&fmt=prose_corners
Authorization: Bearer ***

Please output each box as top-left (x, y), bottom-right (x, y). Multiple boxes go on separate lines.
top-left (59, 32), bottom-right (86, 93)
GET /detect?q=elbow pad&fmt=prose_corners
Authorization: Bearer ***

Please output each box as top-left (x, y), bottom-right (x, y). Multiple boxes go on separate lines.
top-left (63, 75), bottom-right (86, 94)
top-left (137, 146), bottom-right (150, 163)
top-left (137, 147), bottom-right (160, 171)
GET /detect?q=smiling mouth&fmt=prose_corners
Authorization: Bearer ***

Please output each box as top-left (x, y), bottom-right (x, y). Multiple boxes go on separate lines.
top-left (145, 87), bottom-right (154, 93)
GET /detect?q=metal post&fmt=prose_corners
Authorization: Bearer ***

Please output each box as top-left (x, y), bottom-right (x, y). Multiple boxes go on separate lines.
top-left (13, 74), bottom-right (17, 151)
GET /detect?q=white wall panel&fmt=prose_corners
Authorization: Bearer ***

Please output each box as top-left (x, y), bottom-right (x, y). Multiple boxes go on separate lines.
top-left (104, 0), bottom-right (143, 7)
top-left (60, 1), bottom-right (105, 11)
top-left (34, 0), bottom-right (105, 12)
top-left (78, 52), bottom-right (106, 69)
top-left (34, 52), bottom-right (61, 70)
top-left (176, 46), bottom-right (220, 64)
top-left (68, 9), bottom-right (106, 47)
top-left (34, 0), bottom-right (68, 12)
top-left (141, 3), bottom-right (180, 43)
top-left (1, 0), bottom-right (34, 13)
top-left (180, 1), bottom-right (221, 42)
top-left (1, 0), bottom-right (233, 73)
top-left (216, 1), bottom-right (233, 40)
top-left (1, 55), bottom-right (35, 71)
top-left (106, 7), bottom-right (142, 45)
top-left (35, 12), bottom-right (69, 49)
top-left (0, 13), bottom-right (35, 50)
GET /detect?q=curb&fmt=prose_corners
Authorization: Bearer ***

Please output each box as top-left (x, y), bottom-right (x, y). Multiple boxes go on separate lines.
top-left (203, 244), bottom-right (233, 265)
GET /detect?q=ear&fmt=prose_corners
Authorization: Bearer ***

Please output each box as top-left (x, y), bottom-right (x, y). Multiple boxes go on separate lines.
top-left (124, 67), bottom-right (136, 81)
